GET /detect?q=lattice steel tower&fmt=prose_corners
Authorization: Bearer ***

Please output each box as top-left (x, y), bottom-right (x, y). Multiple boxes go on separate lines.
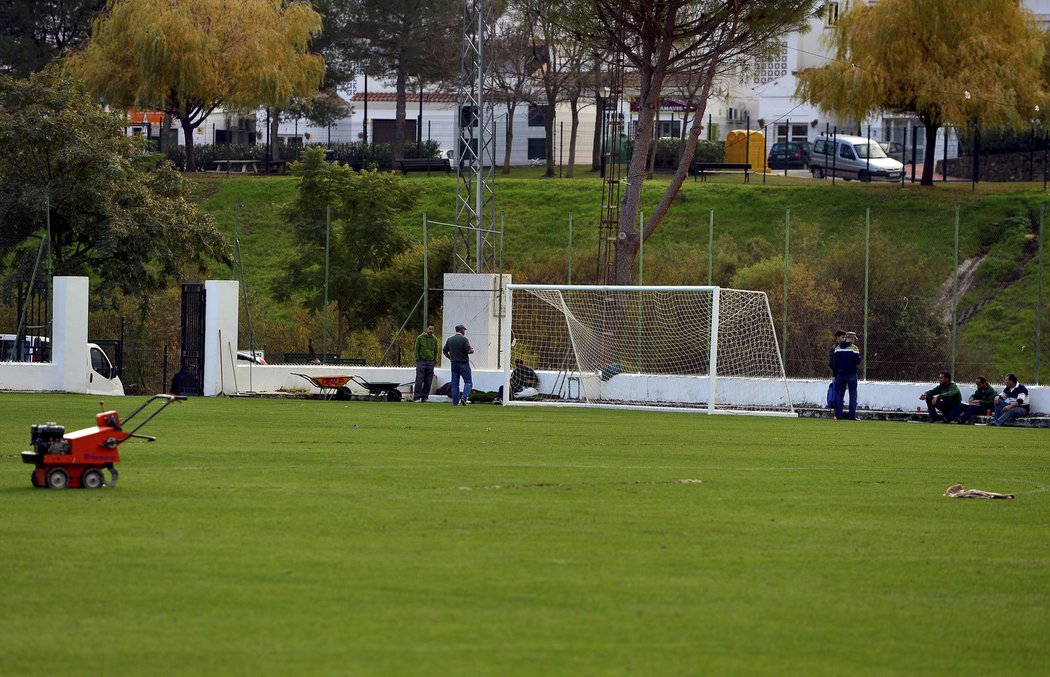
top-left (597, 54), bottom-right (626, 284)
top-left (454, 0), bottom-right (498, 273)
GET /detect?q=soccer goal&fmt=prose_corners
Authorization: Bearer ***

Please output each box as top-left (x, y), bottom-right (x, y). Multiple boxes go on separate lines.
top-left (501, 285), bottom-right (795, 416)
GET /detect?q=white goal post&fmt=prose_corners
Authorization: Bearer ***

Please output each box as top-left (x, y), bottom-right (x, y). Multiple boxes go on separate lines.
top-left (500, 285), bottom-right (795, 416)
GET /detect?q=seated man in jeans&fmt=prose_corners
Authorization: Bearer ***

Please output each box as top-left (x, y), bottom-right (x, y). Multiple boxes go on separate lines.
top-left (944, 376), bottom-right (996, 424)
top-left (992, 373), bottom-right (1030, 427)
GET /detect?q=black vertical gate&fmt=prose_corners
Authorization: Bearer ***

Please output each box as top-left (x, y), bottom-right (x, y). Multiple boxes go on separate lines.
top-left (179, 283), bottom-right (206, 396)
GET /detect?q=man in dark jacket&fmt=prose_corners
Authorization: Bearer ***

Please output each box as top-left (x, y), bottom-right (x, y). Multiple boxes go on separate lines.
top-left (442, 324), bottom-right (474, 406)
top-left (920, 372), bottom-right (962, 422)
top-left (944, 376), bottom-right (996, 424)
top-left (831, 337), bottom-right (862, 420)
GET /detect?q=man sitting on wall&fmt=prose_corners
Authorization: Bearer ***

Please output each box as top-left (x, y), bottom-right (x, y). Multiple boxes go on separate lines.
top-left (919, 371), bottom-right (962, 423)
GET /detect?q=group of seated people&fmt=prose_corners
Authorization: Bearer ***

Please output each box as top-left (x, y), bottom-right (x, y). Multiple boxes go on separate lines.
top-left (921, 371), bottom-right (1031, 426)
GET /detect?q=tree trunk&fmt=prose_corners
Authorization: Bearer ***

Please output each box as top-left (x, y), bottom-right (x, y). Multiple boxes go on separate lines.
top-left (503, 102), bottom-right (515, 174)
top-left (270, 110), bottom-right (282, 162)
top-left (394, 67), bottom-right (406, 162)
top-left (567, 96), bottom-right (580, 178)
top-left (160, 112), bottom-right (173, 156)
top-left (610, 72), bottom-right (659, 283)
top-left (591, 95), bottom-right (603, 171)
top-left (182, 120), bottom-right (198, 172)
top-left (610, 59), bottom-right (717, 285)
top-left (921, 123), bottom-right (939, 186)
top-left (543, 110), bottom-right (556, 178)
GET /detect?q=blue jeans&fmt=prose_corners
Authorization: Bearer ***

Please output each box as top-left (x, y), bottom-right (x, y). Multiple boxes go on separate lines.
top-left (450, 360), bottom-right (472, 405)
top-left (993, 401), bottom-right (1028, 426)
top-left (833, 374), bottom-right (858, 419)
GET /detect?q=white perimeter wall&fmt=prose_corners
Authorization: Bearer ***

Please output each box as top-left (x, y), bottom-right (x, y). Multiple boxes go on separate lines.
top-left (229, 364), bottom-right (1048, 415)
top-left (0, 276), bottom-right (89, 393)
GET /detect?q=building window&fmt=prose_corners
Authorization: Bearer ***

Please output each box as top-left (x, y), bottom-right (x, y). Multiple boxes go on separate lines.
top-left (656, 120), bottom-right (682, 138)
top-left (527, 137), bottom-right (547, 160)
top-left (824, 1), bottom-right (840, 27)
top-left (528, 104), bottom-right (550, 127)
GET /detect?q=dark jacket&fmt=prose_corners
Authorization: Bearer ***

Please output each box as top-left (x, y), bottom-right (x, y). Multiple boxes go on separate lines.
top-left (924, 382), bottom-right (962, 409)
top-left (831, 341), bottom-right (861, 376)
top-left (968, 384), bottom-right (997, 410)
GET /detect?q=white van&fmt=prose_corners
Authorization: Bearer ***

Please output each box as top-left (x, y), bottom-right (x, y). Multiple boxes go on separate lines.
top-left (0, 334), bottom-right (125, 396)
top-left (809, 134), bottom-right (904, 182)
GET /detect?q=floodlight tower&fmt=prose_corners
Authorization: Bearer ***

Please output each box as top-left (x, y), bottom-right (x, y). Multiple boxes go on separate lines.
top-left (454, 0), bottom-right (497, 273)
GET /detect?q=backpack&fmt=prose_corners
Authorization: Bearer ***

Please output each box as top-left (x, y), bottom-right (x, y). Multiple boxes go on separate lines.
top-left (826, 382), bottom-right (835, 408)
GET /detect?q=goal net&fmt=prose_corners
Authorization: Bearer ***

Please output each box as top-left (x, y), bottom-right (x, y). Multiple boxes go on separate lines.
top-left (501, 285), bottom-right (794, 415)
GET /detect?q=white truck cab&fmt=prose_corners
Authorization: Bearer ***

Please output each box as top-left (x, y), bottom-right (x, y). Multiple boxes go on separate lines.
top-left (1, 334), bottom-right (125, 396)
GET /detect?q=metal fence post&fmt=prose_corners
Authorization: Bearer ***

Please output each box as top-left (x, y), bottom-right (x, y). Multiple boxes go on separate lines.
top-left (323, 203), bottom-right (330, 360)
top-left (783, 208), bottom-right (790, 369)
top-left (1037, 205), bottom-right (1045, 384)
top-left (951, 205), bottom-right (960, 376)
top-left (567, 211), bottom-right (573, 284)
top-left (708, 210), bottom-right (714, 285)
top-left (863, 208), bottom-right (870, 380)
top-left (423, 213), bottom-right (428, 325)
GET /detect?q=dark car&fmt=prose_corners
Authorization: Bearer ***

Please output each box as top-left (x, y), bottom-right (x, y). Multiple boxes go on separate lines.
top-left (878, 141), bottom-right (905, 162)
top-left (767, 141), bottom-right (811, 169)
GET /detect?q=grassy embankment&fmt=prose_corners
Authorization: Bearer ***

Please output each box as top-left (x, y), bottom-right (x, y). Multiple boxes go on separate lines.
top-left (193, 169), bottom-right (1049, 380)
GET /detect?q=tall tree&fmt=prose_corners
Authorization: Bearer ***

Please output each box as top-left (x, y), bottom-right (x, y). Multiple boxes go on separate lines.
top-left (342, 0), bottom-right (460, 161)
top-left (562, 0), bottom-right (820, 284)
top-left (73, 0), bottom-right (325, 172)
top-left (0, 0), bottom-right (104, 77)
top-left (0, 69), bottom-right (229, 298)
top-left (796, 0), bottom-right (1045, 187)
top-left (273, 148), bottom-right (421, 345)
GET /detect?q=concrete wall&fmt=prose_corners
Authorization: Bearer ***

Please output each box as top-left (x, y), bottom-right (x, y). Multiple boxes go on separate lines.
top-left (0, 276), bottom-right (89, 393)
top-left (226, 363), bottom-right (1047, 415)
top-left (440, 273), bottom-right (509, 370)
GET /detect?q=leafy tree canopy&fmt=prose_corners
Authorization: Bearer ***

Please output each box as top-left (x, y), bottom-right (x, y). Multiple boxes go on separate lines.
top-left (72, 0), bottom-right (325, 171)
top-left (0, 69), bottom-right (230, 301)
top-left (0, 0), bottom-right (104, 78)
top-left (274, 147), bottom-right (423, 340)
top-left (795, 0), bottom-right (1045, 185)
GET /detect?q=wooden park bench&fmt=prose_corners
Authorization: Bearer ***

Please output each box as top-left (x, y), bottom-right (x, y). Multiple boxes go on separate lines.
top-left (397, 157), bottom-right (452, 175)
top-left (689, 162), bottom-right (752, 183)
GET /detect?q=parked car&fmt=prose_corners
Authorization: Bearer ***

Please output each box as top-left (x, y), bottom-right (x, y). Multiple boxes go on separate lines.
top-left (878, 140), bottom-right (906, 162)
top-left (767, 141), bottom-right (812, 169)
top-left (809, 134), bottom-right (904, 182)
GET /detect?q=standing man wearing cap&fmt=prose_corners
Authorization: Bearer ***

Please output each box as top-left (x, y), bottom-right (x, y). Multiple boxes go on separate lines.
top-left (443, 324), bottom-right (474, 406)
top-left (412, 324), bottom-right (439, 402)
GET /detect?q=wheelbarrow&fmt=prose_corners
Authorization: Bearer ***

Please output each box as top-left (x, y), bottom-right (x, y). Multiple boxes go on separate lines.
top-left (291, 373), bottom-right (353, 400)
top-left (291, 373), bottom-right (408, 401)
top-left (346, 374), bottom-right (409, 402)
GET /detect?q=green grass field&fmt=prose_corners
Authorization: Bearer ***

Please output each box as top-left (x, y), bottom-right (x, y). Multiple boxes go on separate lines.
top-left (2, 393), bottom-right (1047, 675)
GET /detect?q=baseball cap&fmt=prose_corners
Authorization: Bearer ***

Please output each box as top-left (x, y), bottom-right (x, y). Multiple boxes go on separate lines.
top-left (455, 324), bottom-right (466, 331)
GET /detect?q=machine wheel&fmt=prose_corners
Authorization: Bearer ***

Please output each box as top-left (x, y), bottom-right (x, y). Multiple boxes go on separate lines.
top-left (104, 463), bottom-right (119, 487)
top-left (811, 166), bottom-right (825, 179)
top-left (45, 467), bottom-right (70, 489)
top-left (82, 468), bottom-right (104, 489)
top-left (858, 170), bottom-right (871, 182)
top-left (386, 390), bottom-right (403, 402)
top-left (31, 471), bottom-right (42, 488)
